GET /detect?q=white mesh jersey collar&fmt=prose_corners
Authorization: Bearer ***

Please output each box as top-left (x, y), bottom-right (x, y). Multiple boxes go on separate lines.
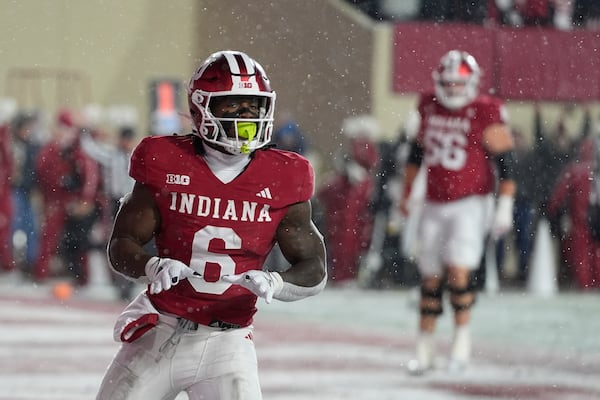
top-left (202, 143), bottom-right (251, 184)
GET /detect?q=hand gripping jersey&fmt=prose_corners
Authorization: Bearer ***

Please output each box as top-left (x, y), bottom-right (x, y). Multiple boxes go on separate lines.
top-left (416, 93), bottom-right (507, 202)
top-left (130, 134), bottom-right (314, 327)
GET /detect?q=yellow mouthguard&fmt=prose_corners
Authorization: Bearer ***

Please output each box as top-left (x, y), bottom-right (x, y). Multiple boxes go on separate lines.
top-left (237, 122), bottom-right (257, 140)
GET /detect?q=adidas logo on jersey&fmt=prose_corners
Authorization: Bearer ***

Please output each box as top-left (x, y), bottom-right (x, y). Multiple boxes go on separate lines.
top-left (256, 188), bottom-right (272, 199)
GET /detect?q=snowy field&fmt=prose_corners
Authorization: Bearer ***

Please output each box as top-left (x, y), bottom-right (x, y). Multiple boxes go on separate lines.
top-left (1, 261), bottom-right (599, 400)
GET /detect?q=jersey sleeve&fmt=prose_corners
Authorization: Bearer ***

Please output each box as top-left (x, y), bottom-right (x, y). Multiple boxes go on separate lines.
top-left (415, 93), bottom-right (431, 144)
top-left (299, 156), bottom-right (315, 201)
top-left (129, 136), bottom-right (151, 184)
top-left (481, 97), bottom-right (508, 125)
top-left (281, 152), bottom-right (314, 204)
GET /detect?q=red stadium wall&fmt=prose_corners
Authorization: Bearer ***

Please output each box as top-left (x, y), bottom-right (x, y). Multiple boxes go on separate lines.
top-left (392, 23), bottom-right (600, 102)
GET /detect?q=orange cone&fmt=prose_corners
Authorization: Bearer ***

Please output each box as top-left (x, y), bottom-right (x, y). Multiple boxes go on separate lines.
top-left (52, 281), bottom-right (74, 301)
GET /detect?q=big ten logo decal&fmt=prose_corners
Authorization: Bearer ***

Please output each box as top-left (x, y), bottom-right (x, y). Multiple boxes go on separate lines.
top-left (166, 174), bottom-right (191, 185)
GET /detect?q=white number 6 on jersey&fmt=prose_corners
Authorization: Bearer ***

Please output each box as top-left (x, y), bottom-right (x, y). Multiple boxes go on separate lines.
top-left (188, 225), bottom-right (240, 295)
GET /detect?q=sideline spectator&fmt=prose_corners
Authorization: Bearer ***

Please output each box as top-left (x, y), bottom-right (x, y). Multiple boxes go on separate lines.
top-left (493, 127), bottom-right (536, 287)
top-left (0, 101), bottom-right (16, 272)
top-left (316, 115), bottom-right (379, 286)
top-left (349, 0), bottom-right (599, 29)
top-left (10, 110), bottom-right (42, 274)
top-left (34, 109), bottom-right (100, 285)
top-left (81, 126), bottom-right (137, 218)
top-left (503, 127), bottom-right (536, 285)
top-left (81, 124), bottom-right (137, 299)
top-left (547, 137), bottom-right (600, 290)
top-left (492, 0), bottom-right (553, 27)
top-left (573, 0), bottom-right (600, 29)
top-left (272, 118), bottom-right (308, 155)
top-left (420, 0), bottom-right (488, 24)
top-left (531, 103), bottom-right (576, 221)
top-left (530, 104), bottom-right (580, 286)
top-left (358, 129), bottom-right (421, 289)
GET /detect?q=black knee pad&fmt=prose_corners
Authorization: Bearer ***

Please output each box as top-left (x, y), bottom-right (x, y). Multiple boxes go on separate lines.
top-left (448, 284), bottom-right (476, 312)
top-left (420, 284), bottom-right (444, 316)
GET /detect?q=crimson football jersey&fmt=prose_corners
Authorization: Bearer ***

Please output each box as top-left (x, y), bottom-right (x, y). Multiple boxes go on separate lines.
top-left (130, 134), bottom-right (314, 327)
top-left (416, 93), bottom-right (507, 202)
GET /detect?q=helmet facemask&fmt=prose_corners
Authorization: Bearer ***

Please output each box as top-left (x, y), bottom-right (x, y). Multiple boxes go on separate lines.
top-left (210, 95), bottom-right (274, 154)
top-left (433, 50), bottom-right (480, 110)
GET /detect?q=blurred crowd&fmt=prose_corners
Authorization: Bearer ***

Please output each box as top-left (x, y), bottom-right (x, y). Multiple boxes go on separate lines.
top-left (0, 97), bottom-right (599, 297)
top-left (348, 0), bottom-right (600, 30)
top-left (0, 101), bottom-right (140, 299)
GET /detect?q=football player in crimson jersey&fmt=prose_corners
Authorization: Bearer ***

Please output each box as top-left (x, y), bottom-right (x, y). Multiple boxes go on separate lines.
top-left (96, 50), bottom-right (327, 400)
top-left (399, 50), bottom-right (516, 374)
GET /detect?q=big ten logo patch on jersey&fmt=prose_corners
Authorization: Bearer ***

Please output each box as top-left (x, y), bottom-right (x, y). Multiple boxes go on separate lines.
top-left (166, 174), bottom-right (191, 185)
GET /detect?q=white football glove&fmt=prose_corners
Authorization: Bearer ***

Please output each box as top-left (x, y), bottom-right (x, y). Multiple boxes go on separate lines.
top-left (144, 256), bottom-right (200, 295)
top-left (491, 195), bottom-right (514, 240)
top-left (221, 270), bottom-right (284, 304)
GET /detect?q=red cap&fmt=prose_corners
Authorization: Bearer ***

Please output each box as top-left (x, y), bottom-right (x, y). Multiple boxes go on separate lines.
top-left (57, 109), bottom-right (75, 127)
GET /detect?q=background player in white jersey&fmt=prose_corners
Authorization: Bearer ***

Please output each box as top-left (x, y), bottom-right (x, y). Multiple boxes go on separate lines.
top-left (399, 50), bottom-right (516, 373)
top-left (96, 50), bottom-right (327, 400)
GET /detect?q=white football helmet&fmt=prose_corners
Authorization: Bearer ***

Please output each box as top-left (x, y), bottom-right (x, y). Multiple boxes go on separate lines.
top-left (432, 50), bottom-right (480, 110)
top-left (187, 50), bottom-right (276, 154)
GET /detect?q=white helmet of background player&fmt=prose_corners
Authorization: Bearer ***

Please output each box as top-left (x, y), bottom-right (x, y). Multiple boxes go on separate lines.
top-left (432, 50), bottom-right (481, 110)
top-left (187, 50), bottom-right (276, 154)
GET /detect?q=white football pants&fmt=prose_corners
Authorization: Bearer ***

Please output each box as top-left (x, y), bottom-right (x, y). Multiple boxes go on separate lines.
top-left (417, 194), bottom-right (493, 276)
top-left (96, 315), bottom-right (262, 400)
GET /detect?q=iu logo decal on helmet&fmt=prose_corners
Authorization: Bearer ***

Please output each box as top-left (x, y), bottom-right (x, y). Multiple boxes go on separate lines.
top-left (188, 50), bottom-right (277, 154)
top-left (432, 50), bottom-right (481, 110)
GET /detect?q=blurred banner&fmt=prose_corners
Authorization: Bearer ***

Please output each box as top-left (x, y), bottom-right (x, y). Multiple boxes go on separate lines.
top-left (392, 23), bottom-right (600, 102)
top-left (149, 79), bottom-right (182, 136)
